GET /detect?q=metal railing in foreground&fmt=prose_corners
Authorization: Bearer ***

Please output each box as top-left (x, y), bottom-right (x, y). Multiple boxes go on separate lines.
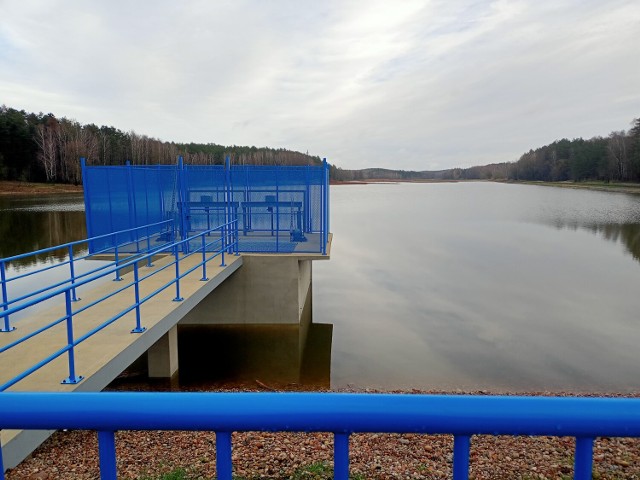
top-left (0, 220), bottom-right (238, 391)
top-left (1, 392), bottom-right (639, 480)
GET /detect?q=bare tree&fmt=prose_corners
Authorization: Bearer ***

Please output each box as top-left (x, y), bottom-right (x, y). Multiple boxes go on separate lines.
top-left (34, 121), bottom-right (57, 181)
top-left (607, 131), bottom-right (628, 181)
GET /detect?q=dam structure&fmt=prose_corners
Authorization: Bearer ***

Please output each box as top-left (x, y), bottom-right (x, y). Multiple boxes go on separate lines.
top-left (0, 158), bottom-right (331, 469)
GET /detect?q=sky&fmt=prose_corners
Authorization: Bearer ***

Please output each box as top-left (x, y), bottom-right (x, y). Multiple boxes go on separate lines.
top-left (1, 0), bottom-right (639, 171)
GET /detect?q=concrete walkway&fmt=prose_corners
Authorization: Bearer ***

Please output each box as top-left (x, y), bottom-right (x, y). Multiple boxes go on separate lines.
top-left (0, 251), bottom-right (243, 468)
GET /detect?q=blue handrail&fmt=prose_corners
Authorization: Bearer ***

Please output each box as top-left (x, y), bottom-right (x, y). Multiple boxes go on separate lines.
top-left (0, 392), bottom-right (638, 479)
top-left (0, 219), bottom-right (175, 330)
top-left (0, 219), bottom-right (238, 391)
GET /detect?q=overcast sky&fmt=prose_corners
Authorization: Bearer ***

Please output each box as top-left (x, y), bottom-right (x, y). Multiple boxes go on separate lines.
top-left (1, 1), bottom-right (638, 170)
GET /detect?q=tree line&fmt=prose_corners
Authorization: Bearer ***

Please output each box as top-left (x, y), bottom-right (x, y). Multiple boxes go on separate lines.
top-left (330, 116), bottom-right (640, 183)
top-left (450, 117), bottom-right (640, 182)
top-left (2, 104), bottom-right (637, 185)
top-left (0, 105), bottom-right (322, 184)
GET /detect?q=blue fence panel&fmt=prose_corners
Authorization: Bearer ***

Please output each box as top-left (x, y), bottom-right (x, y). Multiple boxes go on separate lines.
top-left (83, 163), bottom-right (178, 253)
top-left (82, 160), bottom-right (330, 255)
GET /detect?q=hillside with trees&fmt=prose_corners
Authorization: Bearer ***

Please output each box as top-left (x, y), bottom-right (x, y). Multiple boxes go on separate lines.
top-left (1, 104), bottom-right (638, 185)
top-left (0, 105), bottom-right (321, 184)
top-left (331, 116), bottom-right (640, 184)
top-left (449, 119), bottom-right (640, 182)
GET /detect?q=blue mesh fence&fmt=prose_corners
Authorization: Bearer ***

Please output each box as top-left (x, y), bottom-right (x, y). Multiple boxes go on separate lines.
top-left (82, 159), bottom-right (329, 255)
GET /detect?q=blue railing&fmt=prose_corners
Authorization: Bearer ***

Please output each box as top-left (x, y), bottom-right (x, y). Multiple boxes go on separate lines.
top-left (0, 219), bottom-right (238, 391)
top-left (0, 392), bottom-right (639, 479)
top-left (0, 220), bottom-right (175, 332)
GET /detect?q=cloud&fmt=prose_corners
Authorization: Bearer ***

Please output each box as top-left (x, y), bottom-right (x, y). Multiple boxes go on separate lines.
top-left (1, 0), bottom-right (638, 170)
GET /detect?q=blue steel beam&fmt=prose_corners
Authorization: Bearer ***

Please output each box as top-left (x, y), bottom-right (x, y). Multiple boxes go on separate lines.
top-left (0, 393), bottom-right (638, 438)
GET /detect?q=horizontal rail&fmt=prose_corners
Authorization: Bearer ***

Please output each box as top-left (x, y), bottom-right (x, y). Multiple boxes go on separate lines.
top-left (0, 219), bottom-right (238, 390)
top-left (0, 393), bottom-right (639, 480)
top-left (1, 220), bottom-right (173, 265)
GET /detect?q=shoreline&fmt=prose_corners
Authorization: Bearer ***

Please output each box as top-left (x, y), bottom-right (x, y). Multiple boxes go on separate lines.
top-left (497, 180), bottom-right (640, 195)
top-left (0, 180), bottom-right (83, 196)
top-left (6, 385), bottom-right (639, 480)
top-left (3, 178), bottom-right (640, 197)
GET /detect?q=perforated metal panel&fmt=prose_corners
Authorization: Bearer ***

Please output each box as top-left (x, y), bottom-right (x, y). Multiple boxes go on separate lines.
top-left (82, 159), bottom-right (329, 254)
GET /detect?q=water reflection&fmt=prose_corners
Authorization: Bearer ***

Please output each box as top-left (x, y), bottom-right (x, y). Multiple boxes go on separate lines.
top-left (314, 183), bottom-right (640, 392)
top-left (551, 222), bottom-right (640, 264)
top-left (108, 322), bottom-right (333, 391)
top-left (0, 195), bottom-right (87, 268)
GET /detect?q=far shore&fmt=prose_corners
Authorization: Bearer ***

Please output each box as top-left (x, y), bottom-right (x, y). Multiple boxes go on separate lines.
top-left (333, 178), bottom-right (640, 195)
top-left (3, 178), bottom-right (640, 197)
top-left (0, 180), bottom-right (83, 196)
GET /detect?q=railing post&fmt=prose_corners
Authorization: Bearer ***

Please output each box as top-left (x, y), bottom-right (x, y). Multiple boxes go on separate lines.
top-left (0, 440), bottom-right (5, 480)
top-left (0, 260), bottom-right (14, 332)
top-left (452, 435), bottom-right (471, 480)
top-left (334, 433), bottom-right (350, 480)
top-left (173, 244), bottom-right (183, 301)
top-left (216, 431), bottom-right (233, 480)
top-left (61, 290), bottom-right (83, 384)
top-left (220, 227), bottom-right (226, 267)
top-left (146, 225), bottom-right (153, 267)
top-left (201, 234), bottom-right (208, 281)
top-left (98, 430), bottom-right (118, 480)
top-left (234, 218), bottom-right (239, 255)
top-left (113, 242), bottom-right (122, 281)
top-left (68, 245), bottom-right (80, 302)
top-left (322, 158), bottom-right (328, 255)
top-left (574, 437), bottom-right (594, 480)
top-left (131, 263), bottom-right (145, 333)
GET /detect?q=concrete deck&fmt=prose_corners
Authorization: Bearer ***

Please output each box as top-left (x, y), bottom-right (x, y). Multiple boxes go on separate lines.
top-left (0, 251), bottom-right (242, 468)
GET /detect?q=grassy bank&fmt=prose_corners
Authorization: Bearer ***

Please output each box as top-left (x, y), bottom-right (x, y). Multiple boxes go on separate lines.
top-left (0, 180), bottom-right (83, 195)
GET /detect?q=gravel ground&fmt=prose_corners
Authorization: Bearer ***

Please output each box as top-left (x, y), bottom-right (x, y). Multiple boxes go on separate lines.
top-left (5, 383), bottom-right (640, 480)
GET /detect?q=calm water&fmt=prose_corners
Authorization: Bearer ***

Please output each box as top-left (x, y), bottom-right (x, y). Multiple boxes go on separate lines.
top-left (2, 184), bottom-right (640, 392)
top-left (314, 182), bottom-right (640, 392)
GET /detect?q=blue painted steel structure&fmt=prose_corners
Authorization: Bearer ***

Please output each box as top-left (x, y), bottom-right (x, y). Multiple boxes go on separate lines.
top-left (81, 157), bottom-right (330, 255)
top-left (0, 220), bottom-right (237, 390)
top-left (0, 392), bottom-right (639, 479)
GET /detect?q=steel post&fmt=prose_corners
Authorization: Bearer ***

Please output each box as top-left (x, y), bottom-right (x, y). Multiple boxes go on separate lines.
top-left (173, 245), bottom-right (183, 301)
top-left (61, 290), bottom-right (83, 384)
top-left (453, 435), bottom-right (471, 480)
top-left (0, 260), bottom-right (14, 332)
top-left (98, 431), bottom-right (117, 480)
top-left (574, 437), bottom-right (594, 480)
top-left (216, 431), bottom-right (233, 480)
top-left (201, 234), bottom-right (208, 281)
top-left (334, 433), bottom-right (350, 480)
top-left (68, 245), bottom-right (80, 301)
top-left (131, 263), bottom-right (145, 333)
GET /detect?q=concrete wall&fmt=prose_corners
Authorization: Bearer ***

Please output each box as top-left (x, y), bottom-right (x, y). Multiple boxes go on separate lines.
top-left (180, 256), bottom-right (312, 326)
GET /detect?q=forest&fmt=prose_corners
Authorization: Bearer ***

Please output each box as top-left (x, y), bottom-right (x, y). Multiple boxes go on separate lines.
top-left (450, 117), bottom-right (640, 182)
top-left (1, 104), bottom-right (638, 185)
top-left (0, 105), bottom-right (322, 184)
top-left (330, 116), bottom-right (640, 183)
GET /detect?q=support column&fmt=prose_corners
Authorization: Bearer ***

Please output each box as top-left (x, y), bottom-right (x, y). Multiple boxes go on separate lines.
top-left (148, 325), bottom-right (179, 378)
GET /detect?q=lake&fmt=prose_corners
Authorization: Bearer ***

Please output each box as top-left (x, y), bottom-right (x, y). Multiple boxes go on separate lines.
top-left (314, 182), bottom-right (640, 393)
top-left (2, 182), bottom-right (640, 392)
